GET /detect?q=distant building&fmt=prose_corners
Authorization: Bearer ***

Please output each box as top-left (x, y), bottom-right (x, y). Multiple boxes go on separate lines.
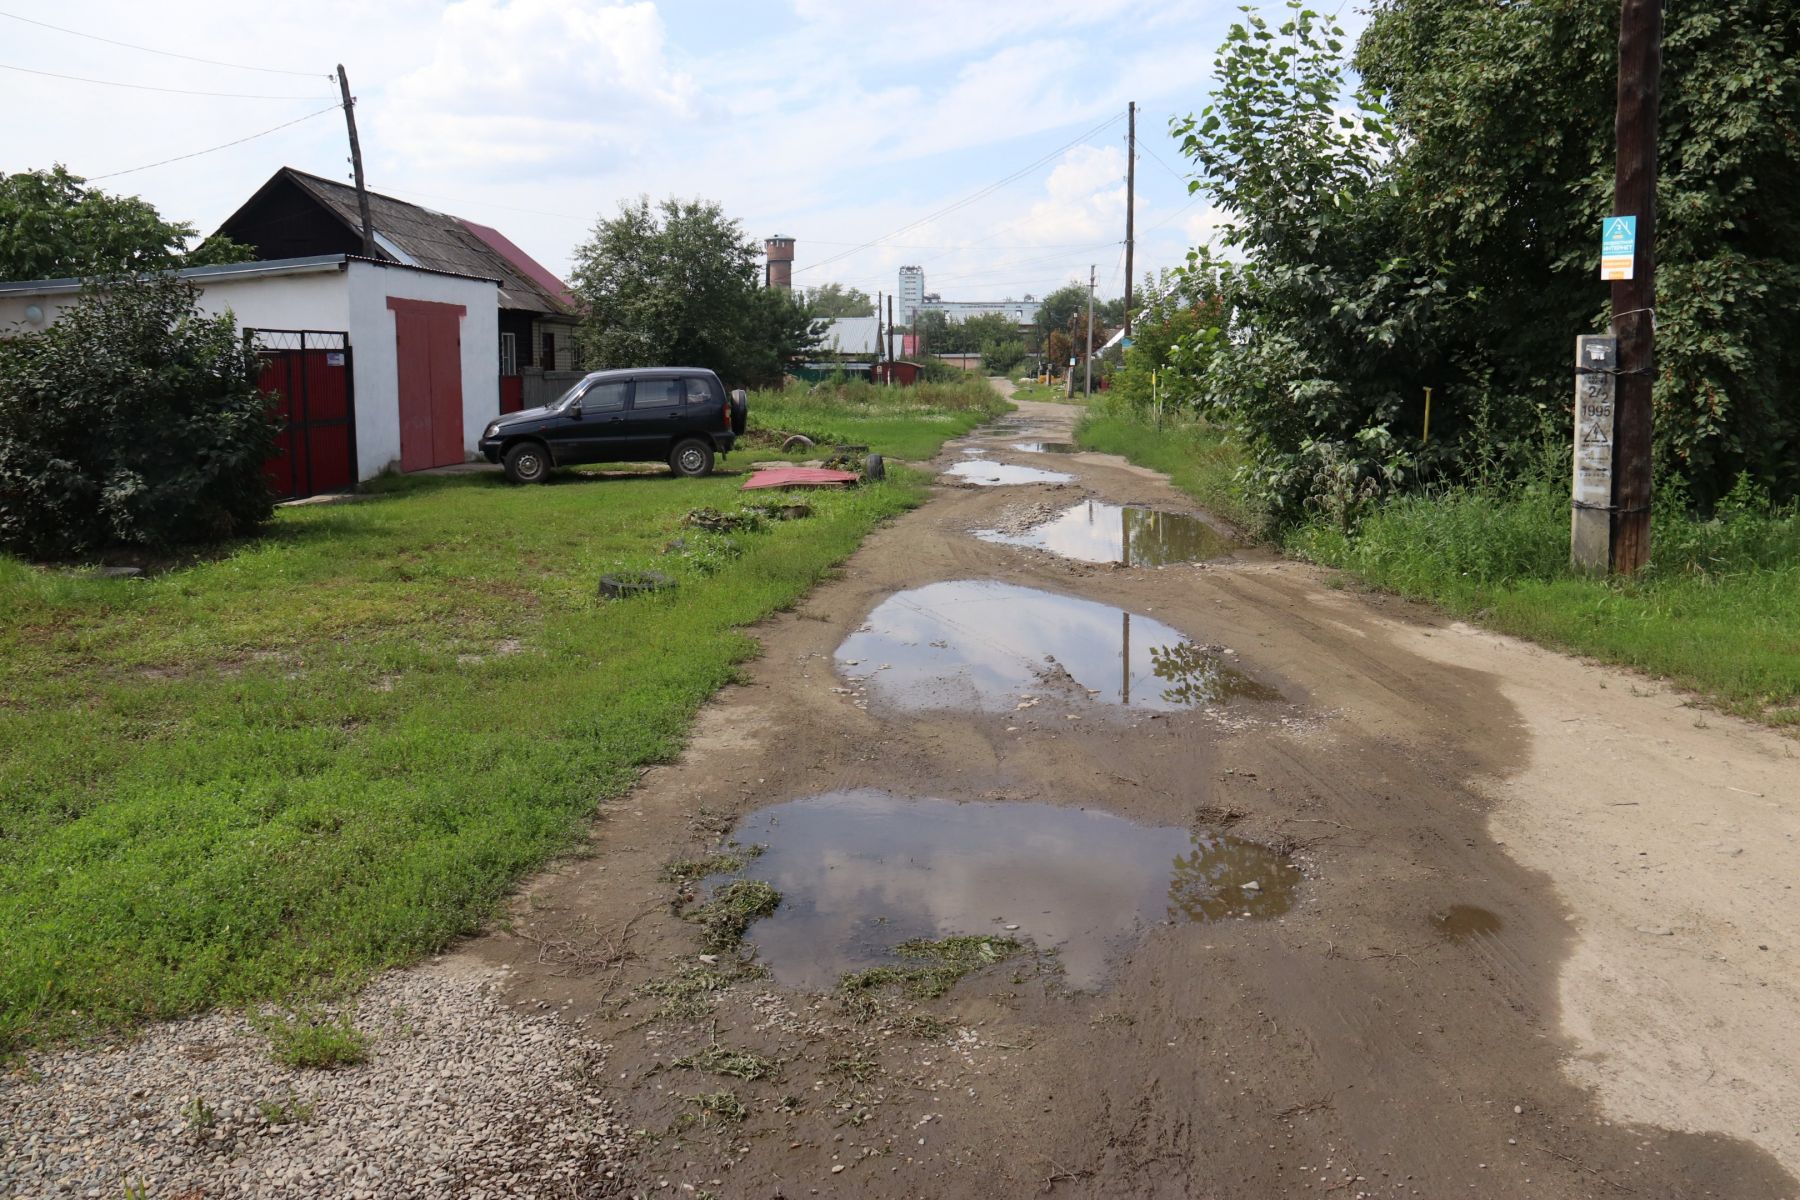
top-left (765, 236), bottom-right (795, 289)
top-left (895, 265), bottom-right (1038, 327)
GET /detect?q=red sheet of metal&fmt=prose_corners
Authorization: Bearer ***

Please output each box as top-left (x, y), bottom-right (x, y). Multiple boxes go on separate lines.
top-left (741, 467), bottom-right (861, 490)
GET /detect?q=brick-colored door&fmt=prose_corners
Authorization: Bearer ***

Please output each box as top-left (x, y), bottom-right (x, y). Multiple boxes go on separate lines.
top-left (387, 297), bottom-right (467, 471)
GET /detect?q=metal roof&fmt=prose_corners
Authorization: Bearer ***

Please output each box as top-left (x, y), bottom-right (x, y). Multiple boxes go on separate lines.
top-left (0, 253), bottom-right (501, 298)
top-left (266, 168), bottom-right (575, 317)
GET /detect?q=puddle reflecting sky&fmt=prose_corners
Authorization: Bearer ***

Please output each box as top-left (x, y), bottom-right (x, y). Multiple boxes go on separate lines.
top-left (943, 460), bottom-right (1075, 486)
top-left (836, 580), bottom-right (1278, 712)
top-left (977, 500), bottom-right (1236, 566)
top-left (713, 791), bottom-right (1300, 989)
top-left (1012, 441), bottom-right (1080, 454)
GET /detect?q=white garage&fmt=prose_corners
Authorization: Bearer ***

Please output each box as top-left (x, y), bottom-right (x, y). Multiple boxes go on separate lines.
top-left (0, 254), bottom-right (500, 496)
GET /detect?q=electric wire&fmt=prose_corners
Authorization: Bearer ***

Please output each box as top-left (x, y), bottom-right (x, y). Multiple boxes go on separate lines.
top-left (87, 103), bottom-right (342, 180)
top-left (791, 111), bottom-right (1126, 277)
top-left (0, 10), bottom-right (327, 77)
top-left (0, 62), bottom-right (331, 99)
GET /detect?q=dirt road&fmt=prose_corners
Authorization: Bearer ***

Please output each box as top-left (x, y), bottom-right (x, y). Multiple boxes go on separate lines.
top-left (464, 387), bottom-right (1799, 1198)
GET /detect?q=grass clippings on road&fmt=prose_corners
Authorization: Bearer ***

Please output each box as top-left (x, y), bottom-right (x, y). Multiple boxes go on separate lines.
top-left (746, 375), bottom-right (1009, 461)
top-left (0, 466), bottom-right (925, 1051)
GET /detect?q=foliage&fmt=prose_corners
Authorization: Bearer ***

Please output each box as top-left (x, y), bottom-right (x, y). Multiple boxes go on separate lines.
top-left (571, 196), bottom-right (823, 388)
top-left (0, 276), bottom-right (275, 559)
top-left (802, 282), bottom-right (875, 318)
top-left (1292, 479), bottom-right (1800, 723)
top-left (251, 1007), bottom-right (369, 1069)
top-left (1170, 0), bottom-right (1800, 525)
top-left (749, 375), bottom-right (1008, 460)
top-left (0, 468), bottom-right (926, 1049)
top-left (0, 166), bottom-right (250, 281)
top-left (838, 936), bottom-right (1024, 1001)
top-left (682, 880), bottom-right (781, 953)
top-left (1109, 270), bottom-right (1219, 416)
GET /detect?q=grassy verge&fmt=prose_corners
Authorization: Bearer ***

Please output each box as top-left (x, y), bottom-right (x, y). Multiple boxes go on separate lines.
top-left (0, 466), bottom-right (926, 1049)
top-left (744, 375), bottom-right (1009, 461)
top-left (1073, 409), bottom-right (1260, 531)
top-left (1008, 378), bottom-right (1075, 404)
top-left (1294, 487), bottom-right (1800, 726)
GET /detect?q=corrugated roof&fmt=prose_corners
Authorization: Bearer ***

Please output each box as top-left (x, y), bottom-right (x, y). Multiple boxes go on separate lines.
top-left (279, 168), bottom-right (573, 316)
top-left (819, 316), bottom-right (880, 355)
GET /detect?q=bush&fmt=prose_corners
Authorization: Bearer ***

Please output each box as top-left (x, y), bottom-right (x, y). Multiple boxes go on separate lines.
top-left (0, 276), bottom-right (275, 559)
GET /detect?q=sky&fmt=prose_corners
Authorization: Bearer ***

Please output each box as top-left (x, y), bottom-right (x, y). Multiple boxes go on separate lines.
top-left (1, 0), bottom-right (1292, 303)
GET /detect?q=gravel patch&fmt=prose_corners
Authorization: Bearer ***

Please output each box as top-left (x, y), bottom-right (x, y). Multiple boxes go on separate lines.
top-left (0, 962), bottom-right (630, 1199)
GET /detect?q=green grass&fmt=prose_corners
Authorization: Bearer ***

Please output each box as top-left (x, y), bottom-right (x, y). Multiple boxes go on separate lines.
top-left (0, 466), bottom-right (926, 1050)
top-left (838, 935), bottom-right (1025, 1001)
top-left (682, 879), bottom-right (782, 953)
top-left (1292, 487), bottom-right (1800, 725)
top-left (1008, 378), bottom-right (1076, 404)
top-left (250, 1006), bottom-right (368, 1069)
top-left (746, 376), bottom-right (1010, 461)
top-left (1074, 410), bottom-right (1260, 531)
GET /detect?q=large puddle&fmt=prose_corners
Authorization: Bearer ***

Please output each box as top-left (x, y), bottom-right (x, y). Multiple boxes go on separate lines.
top-left (836, 580), bottom-right (1280, 712)
top-left (942, 460), bottom-right (1075, 486)
top-left (977, 500), bottom-right (1236, 565)
top-left (1012, 441), bottom-right (1080, 454)
top-left (708, 791), bottom-right (1300, 989)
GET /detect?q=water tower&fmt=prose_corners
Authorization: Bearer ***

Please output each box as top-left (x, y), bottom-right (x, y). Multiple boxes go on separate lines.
top-left (764, 236), bottom-right (795, 289)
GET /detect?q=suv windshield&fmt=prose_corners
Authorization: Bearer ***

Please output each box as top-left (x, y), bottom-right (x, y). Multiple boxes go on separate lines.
top-left (551, 377), bottom-right (597, 411)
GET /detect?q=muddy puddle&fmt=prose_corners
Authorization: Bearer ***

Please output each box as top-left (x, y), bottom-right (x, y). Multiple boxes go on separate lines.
top-left (977, 499), bottom-right (1236, 566)
top-left (706, 791), bottom-right (1300, 989)
top-left (1012, 441), bottom-right (1080, 454)
top-left (1433, 904), bottom-right (1503, 941)
top-left (942, 460), bottom-right (1075, 486)
top-left (836, 580), bottom-right (1281, 712)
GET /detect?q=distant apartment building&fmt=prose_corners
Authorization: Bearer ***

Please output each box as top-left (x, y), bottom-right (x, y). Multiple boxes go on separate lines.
top-left (895, 265), bottom-right (1038, 327)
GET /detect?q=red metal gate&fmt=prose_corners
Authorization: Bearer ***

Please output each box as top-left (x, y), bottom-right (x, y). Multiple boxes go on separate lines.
top-left (249, 329), bottom-right (357, 501)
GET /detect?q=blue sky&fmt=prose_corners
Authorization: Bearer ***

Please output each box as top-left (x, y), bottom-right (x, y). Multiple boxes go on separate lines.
top-left (0, 0), bottom-right (1295, 301)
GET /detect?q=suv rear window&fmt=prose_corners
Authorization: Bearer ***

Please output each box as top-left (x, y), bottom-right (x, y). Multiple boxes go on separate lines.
top-left (634, 379), bottom-right (684, 408)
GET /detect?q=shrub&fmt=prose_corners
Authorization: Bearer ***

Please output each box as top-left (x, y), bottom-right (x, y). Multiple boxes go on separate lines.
top-left (0, 275), bottom-right (275, 559)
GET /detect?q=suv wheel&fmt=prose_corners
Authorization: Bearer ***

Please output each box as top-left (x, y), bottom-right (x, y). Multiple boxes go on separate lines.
top-left (503, 441), bottom-right (550, 484)
top-left (670, 438), bottom-right (715, 478)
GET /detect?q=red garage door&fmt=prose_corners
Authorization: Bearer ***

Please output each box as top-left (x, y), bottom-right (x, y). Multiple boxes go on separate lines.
top-left (387, 297), bottom-right (467, 472)
top-left (250, 329), bottom-right (356, 502)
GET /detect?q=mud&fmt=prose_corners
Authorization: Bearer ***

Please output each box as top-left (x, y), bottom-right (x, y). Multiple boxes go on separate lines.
top-left (455, 386), bottom-right (1800, 1199)
top-left (699, 790), bottom-right (1299, 990)
top-left (976, 498), bottom-right (1238, 565)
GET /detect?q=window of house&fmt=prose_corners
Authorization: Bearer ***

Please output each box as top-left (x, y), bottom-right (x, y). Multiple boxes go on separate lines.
top-left (633, 379), bottom-right (684, 408)
top-left (540, 331), bottom-right (557, 369)
top-left (499, 332), bottom-right (517, 375)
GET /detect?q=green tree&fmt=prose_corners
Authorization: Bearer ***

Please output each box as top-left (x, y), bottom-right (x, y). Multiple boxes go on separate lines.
top-left (0, 166), bottom-right (249, 281)
top-left (0, 277), bottom-right (275, 558)
top-left (802, 282), bottom-right (875, 318)
top-left (1171, 0), bottom-right (1800, 524)
top-left (571, 196), bottom-right (823, 386)
top-left (1035, 283), bottom-right (1090, 341)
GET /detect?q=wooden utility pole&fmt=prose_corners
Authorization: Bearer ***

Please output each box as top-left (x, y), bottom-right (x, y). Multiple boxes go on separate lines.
top-left (1608, 0), bottom-right (1662, 574)
top-left (875, 291), bottom-right (884, 365)
top-left (888, 294), bottom-right (897, 368)
top-left (1123, 101), bottom-right (1136, 338)
top-left (1084, 264), bottom-right (1096, 396)
top-left (336, 65), bottom-right (376, 257)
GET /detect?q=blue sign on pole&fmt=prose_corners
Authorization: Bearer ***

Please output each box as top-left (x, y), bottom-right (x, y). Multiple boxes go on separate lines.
top-left (1601, 215), bottom-right (1637, 280)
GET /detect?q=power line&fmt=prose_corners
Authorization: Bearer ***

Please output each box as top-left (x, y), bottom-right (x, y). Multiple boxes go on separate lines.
top-left (0, 62), bottom-right (331, 99)
top-left (1138, 139), bottom-right (1191, 187)
top-left (792, 111), bottom-right (1126, 278)
top-left (0, 10), bottom-right (326, 77)
top-left (88, 103), bottom-right (341, 180)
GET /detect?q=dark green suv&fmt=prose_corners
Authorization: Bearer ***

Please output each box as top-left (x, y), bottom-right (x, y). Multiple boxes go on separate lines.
top-left (479, 367), bottom-right (747, 484)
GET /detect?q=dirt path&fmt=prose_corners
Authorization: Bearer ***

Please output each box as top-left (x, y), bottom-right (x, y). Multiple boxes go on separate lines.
top-left (460, 386), bottom-right (1799, 1199)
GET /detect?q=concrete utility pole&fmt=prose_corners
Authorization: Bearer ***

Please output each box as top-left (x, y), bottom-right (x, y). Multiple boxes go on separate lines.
top-left (336, 65), bottom-right (376, 257)
top-left (875, 291), bottom-right (884, 365)
top-left (1084, 264), bottom-right (1096, 396)
top-left (888, 294), bottom-right (897, 371)
top-left (1123, 101), bottom-right (1136, 338)
top-left (1608, 0), bottom-right (1662, 575)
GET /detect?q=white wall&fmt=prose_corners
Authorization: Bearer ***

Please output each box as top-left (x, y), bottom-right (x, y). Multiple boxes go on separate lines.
top-left (195, 267), bottom-right (349, 333)
top-left (346, 260), bottom-right (499, 477)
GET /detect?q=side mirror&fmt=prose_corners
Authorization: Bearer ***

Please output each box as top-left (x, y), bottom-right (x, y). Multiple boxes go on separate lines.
top-left (567, 403), bottom-right (583, 419)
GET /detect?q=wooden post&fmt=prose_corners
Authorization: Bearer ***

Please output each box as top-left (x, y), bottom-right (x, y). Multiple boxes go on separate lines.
top-left (1608, 0), bottom-right (1662, 574)
top-left (875, 290), bottom-right (884, 366)
top-left (336, 65), bottom-right (376, 257)
top-left (1123, 101), bottom-right (1136, 338)
top-left (1084, 264), bottom-right (1095, 396)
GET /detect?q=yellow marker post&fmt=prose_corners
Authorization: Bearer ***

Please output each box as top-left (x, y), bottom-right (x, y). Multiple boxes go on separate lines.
top-left (1423, 387), bottom-right (1433, 445)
